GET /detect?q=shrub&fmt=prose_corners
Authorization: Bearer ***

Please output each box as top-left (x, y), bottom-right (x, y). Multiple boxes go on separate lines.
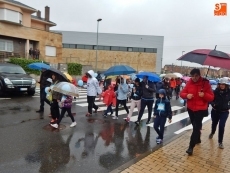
top-left (9, 58), bottom-right (48, 75)
top-left (67, 63), bottom-right (82, 75)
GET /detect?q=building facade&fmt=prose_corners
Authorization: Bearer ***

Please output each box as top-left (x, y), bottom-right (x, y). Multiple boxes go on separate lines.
top-left (0, 0), bottom-right (62, 63)
top-left (61, 31), bottom-right (164, 73)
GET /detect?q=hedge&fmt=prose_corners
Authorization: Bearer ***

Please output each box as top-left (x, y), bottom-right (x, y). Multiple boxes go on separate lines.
top-left (67, 63), bottom-right (82, 75)
top-left (9, 58), bottom-right (48, 75)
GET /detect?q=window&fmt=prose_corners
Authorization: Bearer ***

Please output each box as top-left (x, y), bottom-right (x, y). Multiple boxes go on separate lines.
top-left (0, 9), bottom-right (22, 24)
top-left (69, 44), bottom-right (75, 48)
top-left (85, 45), bottom-right (93, 50)
top-left (45, 46), bottom-right (56, 56)
top-left (120, 47), bottom-right (127, 51)
top-left (128, 47), bottom-right (133, 52)
top-left (138, 48), bottom-right (145, 52)
top-left (63, 44), bottom-right (69, 48)
top-left (98, 46), bottom-right (104, 50)
top-left (77, 44), bottom-right (85, 49)
top-left (132, 47), bottom-right (139, 52)
top-left (145, 48), bottom-right (154, 53)
top-left (0, 39), bottom-right (14, 52)
top-left (111, 46), bottom-right (119, 51)
top-left (104, 46), bottom-right (110, 50)
top-left (153, 48), bottom-right (157, 53)
top-left (93, 45), bottom-right (97, 50)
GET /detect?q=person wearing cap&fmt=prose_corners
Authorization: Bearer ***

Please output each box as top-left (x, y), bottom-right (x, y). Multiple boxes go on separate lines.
top-left (180, 68), bottom-right (214, 156)
top-left (36, 68), bottom-right (51, 113)
top-left (135, 76), bottom-right (156, 125)
top-left (125, 78), bottom-right (142, 122)
top-left (209, 78), bottom-right (230, 149)
top-left (153, 89), bottom-right (172, 144)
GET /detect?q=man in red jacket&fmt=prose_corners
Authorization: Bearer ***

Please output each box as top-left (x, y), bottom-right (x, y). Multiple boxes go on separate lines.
top-left (180, 68), bottom-right (214, 155)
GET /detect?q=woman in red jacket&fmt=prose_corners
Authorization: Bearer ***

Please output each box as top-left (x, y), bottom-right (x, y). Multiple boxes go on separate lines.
top-left (180, 68), bottom-right (214, 156)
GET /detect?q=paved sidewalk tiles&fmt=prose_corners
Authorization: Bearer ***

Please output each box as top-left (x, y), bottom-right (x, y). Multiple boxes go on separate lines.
top-left (117, 119), bottom-right (230, 173)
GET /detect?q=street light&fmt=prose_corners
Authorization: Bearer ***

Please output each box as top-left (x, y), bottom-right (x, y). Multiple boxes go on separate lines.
top-left (181, 51), bottom-right (185, 73)
top-left (95, 18), bottom-right (102, 72)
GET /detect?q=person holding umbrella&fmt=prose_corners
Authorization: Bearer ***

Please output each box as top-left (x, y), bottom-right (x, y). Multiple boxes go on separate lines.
top-left (180, 68), bottom-right (214, 155)
top-left (135, 76), bottom-right (156, 125)
top-left (85, 70), bottom-right (102, 116)
top-left (36, 68), bottom-right (51, 113)
top-left (209, 78), bottom-right (230, 149)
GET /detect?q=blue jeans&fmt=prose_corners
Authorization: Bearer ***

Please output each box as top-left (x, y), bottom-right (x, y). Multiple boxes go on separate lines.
top-left (104, 104), bottom-right (113, 115)
top-left (154, 116), bottom-right (167, 139)
top-left (211, 109), bottom-right (229, 143)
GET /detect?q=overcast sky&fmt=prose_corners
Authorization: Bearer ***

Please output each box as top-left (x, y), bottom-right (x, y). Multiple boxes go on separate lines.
top-left (20, 0), bottom-right (230, 67)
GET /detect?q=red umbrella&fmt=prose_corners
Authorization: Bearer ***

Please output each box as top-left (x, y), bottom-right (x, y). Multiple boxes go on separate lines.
top-left (82, 75), bottom-right (88, 83)
top-left (178, 46), bottom-right (230, 70)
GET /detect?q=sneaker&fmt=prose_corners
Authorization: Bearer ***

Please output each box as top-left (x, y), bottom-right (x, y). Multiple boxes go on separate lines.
top-left (103, 114), bottom-right (107, 118)
top-left (146, 121), bottom-right (150, 124)
top-left (209, 133), bottom-right (214, 139)
top-left (51, 123), bottom-right (58, 129)
top-left (70, 122), bottom-right (77, 127)
top-left (135, 121), bottom-right (140, 126)
top-left (125, 117), bottom-right (130, 122)
top-left (156, 136), bottom-right (160, 140)
top-left (112, 116), bottom-right (118, 120)
top-left (156, 139), bottom-right (163, 144)
top-left (219, 143), bottom-right (224, 149)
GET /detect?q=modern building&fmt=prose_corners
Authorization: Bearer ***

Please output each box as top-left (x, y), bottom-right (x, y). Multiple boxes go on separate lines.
top-left (0, 0), bottom-right (62, 63)
top-left (0, 0), bottom-right (164, 73)
top-left (61, 31), bottom-right (164, 73)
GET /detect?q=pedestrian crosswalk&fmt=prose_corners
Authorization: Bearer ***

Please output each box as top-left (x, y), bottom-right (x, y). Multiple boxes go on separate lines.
top-left (35, 88), bottom-right (211, 134)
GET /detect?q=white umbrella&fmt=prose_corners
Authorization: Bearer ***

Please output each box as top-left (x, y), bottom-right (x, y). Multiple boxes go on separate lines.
top-left (52, 82), bottom-right (79, 97)
top-left (160, 74), bottom-right (166, 77)
top-left (173, 72), bottom-right (183, 78)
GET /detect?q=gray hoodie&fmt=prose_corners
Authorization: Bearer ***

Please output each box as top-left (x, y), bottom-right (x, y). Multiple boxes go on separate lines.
top-left (87, 70), bottom-right (102, 96)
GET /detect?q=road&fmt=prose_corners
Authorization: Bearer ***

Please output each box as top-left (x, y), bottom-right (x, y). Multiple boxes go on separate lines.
top-left (0, 88), bottom-right (211, 173)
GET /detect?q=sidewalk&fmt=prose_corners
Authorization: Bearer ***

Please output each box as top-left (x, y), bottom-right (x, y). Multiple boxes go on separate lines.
top-left (120, 119), bottom-right (230, 173)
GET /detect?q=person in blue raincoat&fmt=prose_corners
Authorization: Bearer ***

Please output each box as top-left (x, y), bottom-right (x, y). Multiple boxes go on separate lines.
top-left (153, 89), bottom-right (172, 144)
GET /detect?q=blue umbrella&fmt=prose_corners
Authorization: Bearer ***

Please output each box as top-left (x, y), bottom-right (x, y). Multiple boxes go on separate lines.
top-left (136, 72), bottom-right (160, 82)
top-left (103, 65), bottom-right (136, 76)
top-left (28, 62), bottom-right (50, 70)
top-left (209, 80), bottom-right (217, 85)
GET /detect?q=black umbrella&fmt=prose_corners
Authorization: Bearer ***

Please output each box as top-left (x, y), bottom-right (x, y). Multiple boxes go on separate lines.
top-left (43, 68), bottom-right (69, 82)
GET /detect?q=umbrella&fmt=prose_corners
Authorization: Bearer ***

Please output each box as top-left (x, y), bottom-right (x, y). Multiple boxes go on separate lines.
top-left (164, 73), bottom-right (177, 78)
top-left (136, 72), bottom-right (160, 82)
top-left (107, 75), bottom-right (130, 80)
top-left (159, 74), bottom-right (166, 77)
top-left (43, 68), bottom-right (69, 82)
top-left (209, 80), bottom-right (217, 85)
top-left (52, 82), bottom-right (79, 97)
top-left (28, 62), bottom-right (50, 70)
top-left (182, 76), bottom-right (190, 81)
top-left (103, 65), bottom-right (136, 76)
top-left (64, 72), bottom-right (73, 81)
top-left (178, 47), bottom-right (230, 70)
top-left (173, 72), bottom-right (183, 78)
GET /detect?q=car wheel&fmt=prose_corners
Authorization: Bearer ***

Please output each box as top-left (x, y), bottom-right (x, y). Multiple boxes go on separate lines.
top-left (28, 90), bottom-right (35, 96)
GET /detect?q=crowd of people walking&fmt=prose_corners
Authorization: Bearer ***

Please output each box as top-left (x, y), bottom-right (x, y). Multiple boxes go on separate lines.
top-left (36, 67), bottom-right (230, 156)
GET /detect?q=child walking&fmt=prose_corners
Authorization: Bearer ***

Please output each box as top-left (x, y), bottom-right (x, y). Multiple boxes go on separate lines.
top-left (51, 95), bottom-right (76, 128)
top-left (153, 89), bottom-right (172, 144)
top-left (102, 85), bottom-right (116, 117)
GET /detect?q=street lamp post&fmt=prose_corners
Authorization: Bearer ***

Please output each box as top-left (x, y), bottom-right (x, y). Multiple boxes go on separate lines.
top-left (95, 18), bottom-right (102, 72)
top-left (181, 51), bottom-right (185, 73)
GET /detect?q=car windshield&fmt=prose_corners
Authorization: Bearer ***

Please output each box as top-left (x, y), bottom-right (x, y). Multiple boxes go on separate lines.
top-left (0, 66), bottom-right (26, 74)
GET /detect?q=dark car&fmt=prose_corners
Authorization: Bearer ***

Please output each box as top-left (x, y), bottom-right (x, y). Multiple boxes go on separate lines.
top-left (0, 63), bottom-right (36, 96)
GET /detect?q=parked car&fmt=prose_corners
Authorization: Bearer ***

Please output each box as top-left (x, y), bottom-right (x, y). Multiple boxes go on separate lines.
top-left (0, 63), bottom-right (36, 96)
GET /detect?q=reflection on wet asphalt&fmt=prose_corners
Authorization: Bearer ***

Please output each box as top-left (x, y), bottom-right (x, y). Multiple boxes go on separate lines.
top-left (0, 94), bottom-right (193, 173)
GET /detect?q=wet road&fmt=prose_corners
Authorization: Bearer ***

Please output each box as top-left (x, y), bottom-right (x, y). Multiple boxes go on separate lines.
top-left (0, 89), bottom-right (205, 173)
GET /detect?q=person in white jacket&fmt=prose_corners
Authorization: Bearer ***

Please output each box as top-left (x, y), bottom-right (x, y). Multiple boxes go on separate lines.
top-left (86, 70), bottom-right (102, 116)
